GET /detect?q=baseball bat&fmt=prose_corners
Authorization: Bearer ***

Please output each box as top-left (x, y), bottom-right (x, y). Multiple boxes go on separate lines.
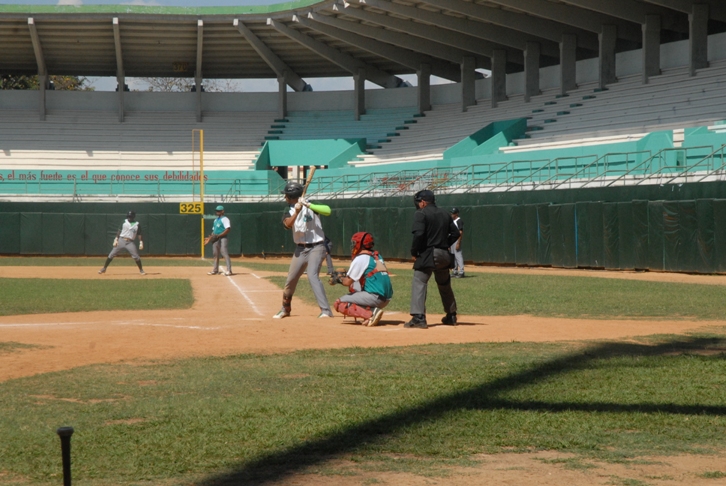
top-left (301, 165), bottom-right (316, 198)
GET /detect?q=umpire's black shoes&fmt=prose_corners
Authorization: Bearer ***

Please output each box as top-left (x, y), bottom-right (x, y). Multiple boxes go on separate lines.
top-left (404, 315), bottom-right (428, 329)
top-left (441, 313), bottom-right (457, 326)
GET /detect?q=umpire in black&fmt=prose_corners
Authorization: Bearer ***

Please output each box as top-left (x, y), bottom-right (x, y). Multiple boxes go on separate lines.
top-left (405, 189), bottom-right (460, 329)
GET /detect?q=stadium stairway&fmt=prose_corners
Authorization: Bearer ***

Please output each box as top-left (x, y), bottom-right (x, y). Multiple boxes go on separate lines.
top-left (515, 60), bottom-right (726, 148)
top-left (261, 107), bottom-right (419, 152)
top-left (349, 60), bottom-right (726, 167)
top-left (349, 93), bottom-right (543, 166)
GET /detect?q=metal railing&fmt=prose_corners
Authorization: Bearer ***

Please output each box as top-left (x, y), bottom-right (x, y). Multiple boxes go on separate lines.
top-left (303, 142), bottom-right (726, 199)
top-left (3, 143), bottom-right (726, 201)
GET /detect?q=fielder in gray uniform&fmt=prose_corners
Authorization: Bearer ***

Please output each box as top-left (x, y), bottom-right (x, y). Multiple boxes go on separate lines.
top-left (98, 211), bottom-right (146, 276)
top-left (449, 207), bottom-right (465, 278)
top-left (273, 181), bottom-right (333, 319)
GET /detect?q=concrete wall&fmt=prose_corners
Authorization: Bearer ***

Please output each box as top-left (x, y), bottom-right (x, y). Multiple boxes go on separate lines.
top-left (3, 32), bottom-right (726, 115)
top-left (288, 89), bottom-right (354, 111)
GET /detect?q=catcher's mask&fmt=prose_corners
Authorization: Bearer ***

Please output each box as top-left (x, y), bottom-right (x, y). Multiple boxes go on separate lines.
top-left (126, 211), bottom-right (136, 221)
top-left (350, 232), bottom-right (374, 257)
top-left (281, 181), bottom-right (304, 199)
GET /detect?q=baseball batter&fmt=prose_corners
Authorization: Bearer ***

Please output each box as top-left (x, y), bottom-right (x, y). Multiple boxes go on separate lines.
top-left (204, 205), bottom-right (232, 276)
top-left (329, 232), bottom-right (393, 326)
top-left (98, 211), bottom-right (145, 275)
top-left (273, 181), bottom-right (333, 319)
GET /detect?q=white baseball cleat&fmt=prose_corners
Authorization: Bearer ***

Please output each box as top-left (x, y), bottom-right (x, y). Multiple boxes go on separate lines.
top-left (273, 308), bottom-right (290, 319)
top-left (98, 268), bottom-right (106, 274)
top-left (367, 307), bottom-right (384, 327)
top-left (224, 271), bottom-right (232, 276)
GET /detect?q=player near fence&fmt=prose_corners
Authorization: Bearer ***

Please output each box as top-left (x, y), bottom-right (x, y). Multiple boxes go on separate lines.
top-left (204, 205), bottom-right (232, 276)
top-left (273, 181), bottom-right (334, 319)
top-left (323, 236), bottom-right (334, 275)
top-left (329, 232), bottom-right (393, 326)
top-left (449, 207), bottom-right (465, 278)
top-left (98, 211), bottom-right (146, 276)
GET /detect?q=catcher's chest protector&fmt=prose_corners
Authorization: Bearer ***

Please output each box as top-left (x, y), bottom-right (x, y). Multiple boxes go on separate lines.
top-left (349, 251), bottom-right (393, 300)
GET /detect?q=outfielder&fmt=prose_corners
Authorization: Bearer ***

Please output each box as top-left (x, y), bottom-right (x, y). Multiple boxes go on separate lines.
top-left (205, 205), bottom-right (232, 276)
top-left (274, 181), bottom-right (333, 319)
top-left (329, 232), bottom-right (393, 326)
top-left (98, 211), bottom-right (145, 276)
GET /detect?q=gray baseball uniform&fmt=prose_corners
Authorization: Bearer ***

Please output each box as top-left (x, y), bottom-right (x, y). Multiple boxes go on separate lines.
top-left (277, 204), bottom-right (332, 317)
top-left (99, 214), bottom-right (145, 275)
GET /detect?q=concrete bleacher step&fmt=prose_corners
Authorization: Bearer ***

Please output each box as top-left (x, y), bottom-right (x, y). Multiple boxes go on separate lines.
top-left (503, 133), bottom-right (648, 153)
top-left (350, 62), bottom-right (726, 167)
top-left (0, 109), bottom-right (277, 172)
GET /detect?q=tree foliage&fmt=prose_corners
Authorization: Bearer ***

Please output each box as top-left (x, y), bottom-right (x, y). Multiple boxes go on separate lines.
top-left (0, 75), bottom-right (93, 91)
top-left (138, 77), bottom-right (240, 92)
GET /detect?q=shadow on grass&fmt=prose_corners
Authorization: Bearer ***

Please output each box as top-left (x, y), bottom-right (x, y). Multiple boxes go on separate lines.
top-left (199, 336), bottom-right (726, 485)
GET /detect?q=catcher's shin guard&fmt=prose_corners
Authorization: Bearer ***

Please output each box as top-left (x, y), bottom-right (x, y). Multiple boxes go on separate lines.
top-left (334, 299), bottom-right (373, 320)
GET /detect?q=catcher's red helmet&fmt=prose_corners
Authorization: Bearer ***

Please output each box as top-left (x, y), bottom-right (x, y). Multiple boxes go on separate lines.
top-left (350, 232), bottom-right (374, 257)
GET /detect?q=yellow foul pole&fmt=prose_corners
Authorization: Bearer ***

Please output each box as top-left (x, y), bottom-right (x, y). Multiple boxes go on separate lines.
top-left (199, 130), bottom-right (205, 259)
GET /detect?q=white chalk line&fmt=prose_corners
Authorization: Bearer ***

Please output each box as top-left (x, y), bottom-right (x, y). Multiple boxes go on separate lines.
top-left (230, 290), bottom-right (278, 293)
top-left (0, 321), bottom-right (109, 328)
top-left (112, 322), bottom-right (221, 330)
top-left (225, 275), bottom-right (264, 316)
top-left (251, 273), bottom-right (262, 279)
top-left (0, 320), bottom-right (221, 330)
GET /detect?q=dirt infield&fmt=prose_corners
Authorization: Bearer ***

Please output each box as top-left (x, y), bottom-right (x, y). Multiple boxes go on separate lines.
top-left (0, 264), bottom-right (726, 381)
top-left (2, 262), bottom-right (724, 383)
top-left (2, 261), bottom-right (725, 485)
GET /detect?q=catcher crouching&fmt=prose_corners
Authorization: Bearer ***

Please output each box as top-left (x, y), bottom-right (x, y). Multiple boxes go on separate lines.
top-left (329, 232), bottom-right (393, 326)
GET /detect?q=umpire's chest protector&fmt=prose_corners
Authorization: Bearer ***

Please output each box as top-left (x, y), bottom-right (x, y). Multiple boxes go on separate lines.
top-left (411, 205), bottom-right (451, 270)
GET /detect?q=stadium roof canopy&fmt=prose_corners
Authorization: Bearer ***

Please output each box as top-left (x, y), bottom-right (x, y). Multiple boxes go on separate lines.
top-left (2, 0), bottom-right (726, 90)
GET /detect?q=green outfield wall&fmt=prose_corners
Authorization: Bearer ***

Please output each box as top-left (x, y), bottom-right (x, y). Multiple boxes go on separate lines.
top-left (2, 180), bottom-right (726, 273)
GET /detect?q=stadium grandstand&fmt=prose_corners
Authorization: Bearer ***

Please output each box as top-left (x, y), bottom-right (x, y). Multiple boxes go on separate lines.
top-left (2, 0), bottom-right (726, 273)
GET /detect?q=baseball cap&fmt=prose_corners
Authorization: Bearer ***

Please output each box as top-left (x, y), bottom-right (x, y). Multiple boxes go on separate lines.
top-left (215, 205), bottom-right (224, 211)
top-left (414, 189), bottom-right (435, 203)
top-left (450, 207), bottom-right (459, 214)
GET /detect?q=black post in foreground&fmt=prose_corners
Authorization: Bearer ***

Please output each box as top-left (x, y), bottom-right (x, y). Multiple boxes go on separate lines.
top-left (56, 426), bottom-right (74, 486)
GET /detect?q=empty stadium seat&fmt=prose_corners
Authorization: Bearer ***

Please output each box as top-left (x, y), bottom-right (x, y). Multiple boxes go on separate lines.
top-left (0, 110), bottom-right (276, 171)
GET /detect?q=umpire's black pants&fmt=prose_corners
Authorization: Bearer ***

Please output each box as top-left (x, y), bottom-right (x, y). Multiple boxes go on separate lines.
top-left (410, 248), bottom-right (457, 317)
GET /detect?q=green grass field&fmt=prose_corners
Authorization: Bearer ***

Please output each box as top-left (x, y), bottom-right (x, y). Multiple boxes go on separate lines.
top-left (270, 272), bottom-right (726, 320)
top-left (2, 258), bottom-right (726, 484)
top-left (0, 336), bottom-right (725, 484)
top-left (4, 260), bottom-right (726, 319)
top-left (0, 279), bottom-right (193, 316)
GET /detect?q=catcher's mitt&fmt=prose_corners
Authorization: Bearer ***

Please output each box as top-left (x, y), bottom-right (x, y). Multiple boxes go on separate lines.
top-left (328, 270), bottom-right (347, 286)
